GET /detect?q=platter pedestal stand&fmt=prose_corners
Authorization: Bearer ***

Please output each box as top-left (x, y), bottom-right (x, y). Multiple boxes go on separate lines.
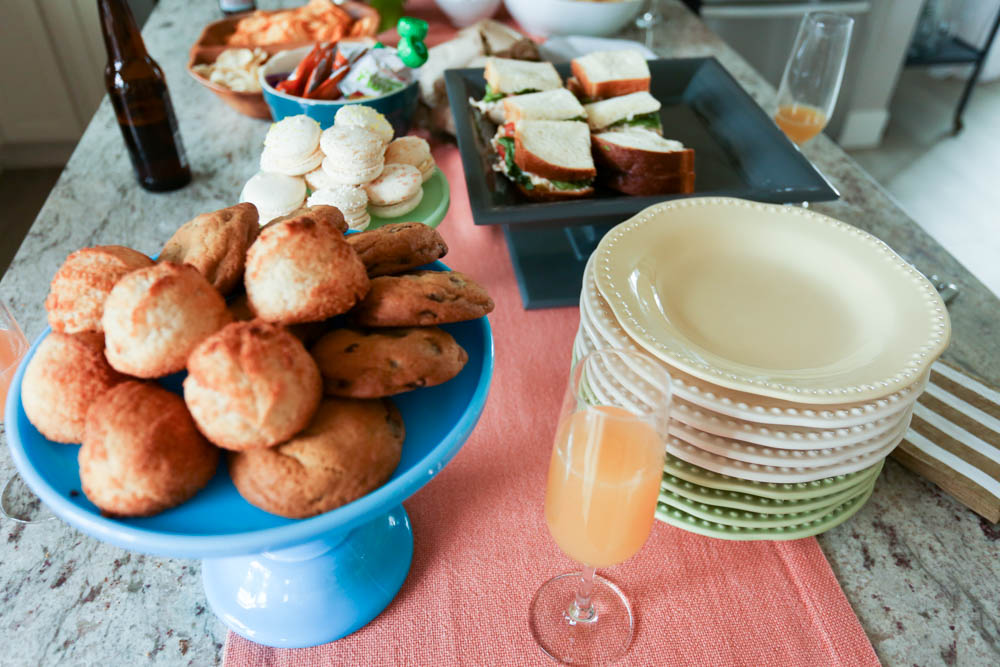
top-left (202, 506), bottom-right (413, 648)
top-left (504, 223), bottom-right (614, 309)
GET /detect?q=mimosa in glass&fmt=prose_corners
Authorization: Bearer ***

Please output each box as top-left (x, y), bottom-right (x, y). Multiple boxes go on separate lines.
top-left (530, 349), bottom-right (671, 665)
top-left (0, 302), bottom-right (53, 524)
top-left (773, 12), bottom-right (854, 145)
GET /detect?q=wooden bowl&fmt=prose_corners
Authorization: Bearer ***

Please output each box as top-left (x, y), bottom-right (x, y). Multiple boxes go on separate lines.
top-left (186, 1), bottom-right (380, 120)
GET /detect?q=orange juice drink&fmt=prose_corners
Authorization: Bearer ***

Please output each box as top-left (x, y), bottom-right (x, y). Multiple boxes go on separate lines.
top-left (774, 103), bottom-right (827, 145)
top-left (0, 329), bottom-right (27, 420)
top-left (545, 405), bottom-right (664, 568)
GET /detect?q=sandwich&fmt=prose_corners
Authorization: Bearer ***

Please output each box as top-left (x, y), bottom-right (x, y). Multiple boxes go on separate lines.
top-left (583, 91), bottom-right (663, 134)
top-left (502, 88), bottom-right (587, 123)
top-left (569, 50), bottom-right (650, 101)
top-left (492, 120), bottom-right (596, 200)
top-left (592, 128), bottom-right (695, 196)
top-left (471, 57), bottom-right (563, 123)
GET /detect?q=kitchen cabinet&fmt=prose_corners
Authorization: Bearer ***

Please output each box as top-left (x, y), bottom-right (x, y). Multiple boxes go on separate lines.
top-left (0, 0), bottom-right (155, 169)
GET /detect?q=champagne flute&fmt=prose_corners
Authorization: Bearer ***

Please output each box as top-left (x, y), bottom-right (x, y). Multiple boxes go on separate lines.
top-left (0, 302), bottom-right (53, 524)
top-left (530, 348), bottom-right (671, 664)
top-left (635, 0), bottom-right (664, 51)
top-left (774, 12), bottom-right (854, 145)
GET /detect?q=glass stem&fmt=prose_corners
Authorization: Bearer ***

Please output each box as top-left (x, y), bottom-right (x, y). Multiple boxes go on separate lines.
top-left (569, 564), bottom-right (598, 623)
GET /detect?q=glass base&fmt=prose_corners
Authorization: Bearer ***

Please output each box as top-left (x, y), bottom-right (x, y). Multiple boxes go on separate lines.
top-left (529, 572), bottom-right (634, 665)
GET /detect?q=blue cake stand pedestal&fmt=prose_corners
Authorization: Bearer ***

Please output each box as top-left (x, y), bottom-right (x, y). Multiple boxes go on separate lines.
top-left (5, 266), bottom-right (492, 648)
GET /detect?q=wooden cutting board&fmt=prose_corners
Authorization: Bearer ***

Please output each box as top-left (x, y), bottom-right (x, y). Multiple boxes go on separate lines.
top-left (893, 360), bottom-right (1000, 523)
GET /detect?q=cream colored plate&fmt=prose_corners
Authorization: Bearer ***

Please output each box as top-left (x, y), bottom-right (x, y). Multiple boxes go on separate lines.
top-left (579, 259), bottom-right (928, 426)
top-left (592, 198), bottom-right (950, 403)
top-left (580, 346), bottom-right (913, 469)
top-left (577, 323), bottom-right (912, 449)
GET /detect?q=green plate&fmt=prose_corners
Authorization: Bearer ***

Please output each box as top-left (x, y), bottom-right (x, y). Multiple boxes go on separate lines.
top-left (656, 484), bottom-right (874, 540)
top-left (367, 168), bottom-right (450, 229)
top-left (660, 462), bottom-right (881, 514)
top-left (663, 453), bottom-right (882, 500)
top-left (658, 476), bottom-right (874, 528)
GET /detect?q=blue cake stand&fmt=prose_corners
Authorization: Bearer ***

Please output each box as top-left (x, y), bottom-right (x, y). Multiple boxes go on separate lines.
top-left (4, 273), bottom-right (493, 648)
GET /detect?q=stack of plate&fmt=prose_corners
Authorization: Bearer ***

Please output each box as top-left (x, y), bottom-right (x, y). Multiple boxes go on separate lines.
top-left (576, 198), bottom-right (950, 540)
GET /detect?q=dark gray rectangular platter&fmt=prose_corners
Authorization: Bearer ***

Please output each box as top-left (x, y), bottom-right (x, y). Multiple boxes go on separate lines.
top-left (443, 57), bottom-right (840, 308)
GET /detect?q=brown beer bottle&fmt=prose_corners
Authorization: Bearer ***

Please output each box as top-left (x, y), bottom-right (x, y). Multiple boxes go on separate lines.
top-left (98, 0), bottom-right (191, 192)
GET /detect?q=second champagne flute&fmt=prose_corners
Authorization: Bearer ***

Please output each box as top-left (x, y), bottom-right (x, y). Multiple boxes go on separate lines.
top-left (773, 12), bottom-right (854, 145)
top-left (530, 348), bottom-right (671, 664)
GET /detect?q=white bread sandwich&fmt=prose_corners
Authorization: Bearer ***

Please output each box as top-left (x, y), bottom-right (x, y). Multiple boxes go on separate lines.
top-left (492, 120), bottom-right (596, 200)
top-left (570, 50), bottom-right (651, 101)
top-left (471, 57), bottom-right (563, 123)
top-left (502, 88), bottom-right (587, 123)
top-left (583, 91), bottom-right (662, 134)
top-left (592, 128), bottom-right (695, 196)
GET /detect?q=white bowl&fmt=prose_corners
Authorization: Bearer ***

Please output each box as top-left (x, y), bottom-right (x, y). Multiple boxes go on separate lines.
top-left (435, 0), bottom-right (502, 27)
top-left (504, 0), bottom-right (643, 37)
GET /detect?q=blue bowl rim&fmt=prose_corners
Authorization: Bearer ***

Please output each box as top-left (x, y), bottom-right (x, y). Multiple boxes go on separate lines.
top-left (4, 267), bottom-right (494, 559)
top-left (259, 45), bottom-right (419, 108)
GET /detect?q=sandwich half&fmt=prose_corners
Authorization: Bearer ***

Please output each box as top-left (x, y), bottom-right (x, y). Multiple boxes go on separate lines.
top-left (502, 88), bottom-right (587, 123)
top-left (593, 129), bottom-right (695, 196)
top-left (492, 120), bottom-right (596, 200)
top-left (583, 91), bottom-right (663, 134)
top-left (570, 50), bottom-right (651, 101)
top-left (471, 57), bottom-right (563, 123)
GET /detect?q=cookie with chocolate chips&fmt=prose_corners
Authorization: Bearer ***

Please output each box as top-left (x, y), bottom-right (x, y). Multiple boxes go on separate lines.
top-left (346, 222), bottom-right (448, 277)
top-left (311, 327), bottom-right (468, 398)
top-left (350, 270), bottom-right (494, 327)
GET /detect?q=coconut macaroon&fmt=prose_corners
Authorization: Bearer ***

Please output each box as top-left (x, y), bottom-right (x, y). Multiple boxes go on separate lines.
top-left (158, 202), bottom-right (259, 295)
top-left (244, 207), bottom-right (369, 324)
top-left (21, 331), bottom-right (127, 444)
top-left (102, 262), bottom-right (232, 378)
top-left (228, 397), bottom-right (404, 518)
top-left (79, 381), bottom-right (219, 517)
top-left (45, 245), bottom-right (153, 334)
top-left (184, 321), bottom-right (322, 451)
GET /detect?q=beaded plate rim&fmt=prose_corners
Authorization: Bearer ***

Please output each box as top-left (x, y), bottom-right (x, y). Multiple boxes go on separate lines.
top-left (592, 197), bottom-right (950, 404)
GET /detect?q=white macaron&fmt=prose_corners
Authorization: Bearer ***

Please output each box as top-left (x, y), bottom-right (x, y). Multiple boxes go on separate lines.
top-left (364, 163), bottom-right (423, 218)
top-left (259, 115), bottom-right (324, 175)
top-left (319, 125), bottom-right (385, 186)
top-left (334, 105), bottom-right (394, 146)
top-left (239, 171), bottom-right (307, 224)
top-left (306, 185), bottom-right (371, 231)
top-left (384, 136), bottom-right (435, 183)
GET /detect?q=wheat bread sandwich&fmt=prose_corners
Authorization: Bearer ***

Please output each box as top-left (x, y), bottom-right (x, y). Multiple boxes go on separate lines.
top-left (593, 128), bottom-right (695, 195)
top-left (471, 57), bottom-right (562, 123)
top-left (492, 120), bottom-right (596, 200)
top-left (569, 49), bottom-right (651, 101)
top-left (583, 91), bottom-right (663, 135)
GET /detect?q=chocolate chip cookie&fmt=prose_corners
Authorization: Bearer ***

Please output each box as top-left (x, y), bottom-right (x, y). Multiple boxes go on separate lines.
top-left (311, 327), bottom-right (468, 398)
top-left (228, 397), bottom-right (404, 519)
top-left (350, 270), bottom-right (494, 327)
top-left (346, 222), bottom-right (448, 277)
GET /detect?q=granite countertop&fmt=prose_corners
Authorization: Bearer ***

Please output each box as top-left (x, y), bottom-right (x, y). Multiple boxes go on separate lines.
top-left (1, 1), bottom-right (998, 664)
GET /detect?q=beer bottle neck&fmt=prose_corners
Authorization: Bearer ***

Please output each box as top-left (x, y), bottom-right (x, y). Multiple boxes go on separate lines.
top-left (98, 0), bottom-right (150, 65)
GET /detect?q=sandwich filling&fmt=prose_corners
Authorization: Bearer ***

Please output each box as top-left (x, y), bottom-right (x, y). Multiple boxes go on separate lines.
top-left (490, 124), bottom-right (593, 193)
top-left (470, 84), bottom-right (542, 118)
top-left (607, 111), bottom-right (662, 133)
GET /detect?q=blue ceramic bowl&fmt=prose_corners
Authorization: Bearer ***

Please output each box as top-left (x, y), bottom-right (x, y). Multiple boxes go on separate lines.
top-left (4, 262), bottom-right (493, 560)
top-left (260, 45), bottom-right (420, 136)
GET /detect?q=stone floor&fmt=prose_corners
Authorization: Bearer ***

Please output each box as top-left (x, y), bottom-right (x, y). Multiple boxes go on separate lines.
top-left (849, 69), bottom-right (1000, 298)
